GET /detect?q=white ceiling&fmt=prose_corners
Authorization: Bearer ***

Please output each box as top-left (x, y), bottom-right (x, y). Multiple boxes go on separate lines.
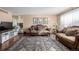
top-left (1, 7), bottom-right (73, 15)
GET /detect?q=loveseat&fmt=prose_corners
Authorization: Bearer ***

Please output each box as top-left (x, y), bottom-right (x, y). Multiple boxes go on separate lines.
top-left (56, 26), bottom-right (79, 50)
top-left (23, 25), bottom-right (51, 36)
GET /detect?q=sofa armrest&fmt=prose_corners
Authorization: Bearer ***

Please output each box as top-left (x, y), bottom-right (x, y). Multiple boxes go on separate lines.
top-left (74, 34), bottom-right (79, 48)
top-left (75, 34), bottom-right (79, 41)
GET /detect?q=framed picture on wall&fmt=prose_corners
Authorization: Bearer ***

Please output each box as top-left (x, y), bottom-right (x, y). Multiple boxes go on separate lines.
top-left (33, 17), bottom-right (48, 25)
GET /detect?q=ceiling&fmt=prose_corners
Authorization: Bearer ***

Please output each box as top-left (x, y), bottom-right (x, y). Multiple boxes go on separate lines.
top-left (1, 7), bottom-right (74, 15)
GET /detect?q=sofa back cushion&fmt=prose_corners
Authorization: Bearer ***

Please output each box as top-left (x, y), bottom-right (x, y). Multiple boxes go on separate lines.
top-left (62, 28), bottom-right (67, 33)
top-left (65, 29), bottom-right (77, 36)
top-left (64, 26), bottom-right (79, 36)
top-left (36, 25), bottom-right (48, 31)
top-left (30, 25), bottom-right (48, 31)
top-left (37, 25), bottom-right (44, 30)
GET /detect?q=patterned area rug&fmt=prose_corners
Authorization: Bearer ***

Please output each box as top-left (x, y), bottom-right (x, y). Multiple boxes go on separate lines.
top-left (8, 36), bottom-right (69, 51)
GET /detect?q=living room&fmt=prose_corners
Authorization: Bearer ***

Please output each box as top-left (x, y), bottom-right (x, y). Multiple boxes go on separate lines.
top-left (0, 7), bottom-right (79, 51)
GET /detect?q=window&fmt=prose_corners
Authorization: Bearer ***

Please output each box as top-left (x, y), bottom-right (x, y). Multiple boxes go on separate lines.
top-left (60, 8), bottom-right (79, 29)
top-left (33, 17), bottom-right (48, 25)
top-left (12, 16), bottom-right (18, 27)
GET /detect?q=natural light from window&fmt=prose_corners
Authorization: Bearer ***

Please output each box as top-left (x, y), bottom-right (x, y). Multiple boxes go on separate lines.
top-left (60, 8), bottom-right (79, 29)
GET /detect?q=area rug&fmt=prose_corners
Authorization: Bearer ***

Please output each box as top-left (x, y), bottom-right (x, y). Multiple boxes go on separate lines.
top-left (8, 36), bottom-right (69, 51)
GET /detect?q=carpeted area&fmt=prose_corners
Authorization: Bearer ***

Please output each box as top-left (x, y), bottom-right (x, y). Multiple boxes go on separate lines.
top-left (8, 36), bottom-right (69, 51)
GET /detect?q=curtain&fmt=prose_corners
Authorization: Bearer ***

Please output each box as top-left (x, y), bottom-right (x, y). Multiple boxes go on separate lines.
top-left (60, 8), bottom-right (79, 29)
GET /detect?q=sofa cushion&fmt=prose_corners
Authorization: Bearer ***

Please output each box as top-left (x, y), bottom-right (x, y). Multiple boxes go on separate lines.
top-left (65, 29), bottom-right (77, 36)
top-left (65, 26), bottom-right (79, 35)
top-left (57, 29), bottom-right (63, 33)
top-left (62, 28), bottom-right (67, 33)
top-left (56, 33), bottom-right (75, 45)
top-left (31, 29), bottom-right (38, 33)
top-left (39, 30), bottom-right (50, 35)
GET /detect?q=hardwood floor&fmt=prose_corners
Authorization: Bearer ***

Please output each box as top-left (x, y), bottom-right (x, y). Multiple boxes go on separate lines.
top-left (8, 35), bottom-right (69, 51)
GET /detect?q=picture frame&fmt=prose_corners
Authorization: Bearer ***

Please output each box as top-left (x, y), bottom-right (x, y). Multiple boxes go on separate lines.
top-left (33, 17), bottom-right (48, 25)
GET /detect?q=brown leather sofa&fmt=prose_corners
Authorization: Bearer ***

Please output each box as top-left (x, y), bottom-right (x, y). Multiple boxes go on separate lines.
top-left (56, 26), bottom-right (79, 50)
top-left (24, 25), bottom-right (50, 36)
